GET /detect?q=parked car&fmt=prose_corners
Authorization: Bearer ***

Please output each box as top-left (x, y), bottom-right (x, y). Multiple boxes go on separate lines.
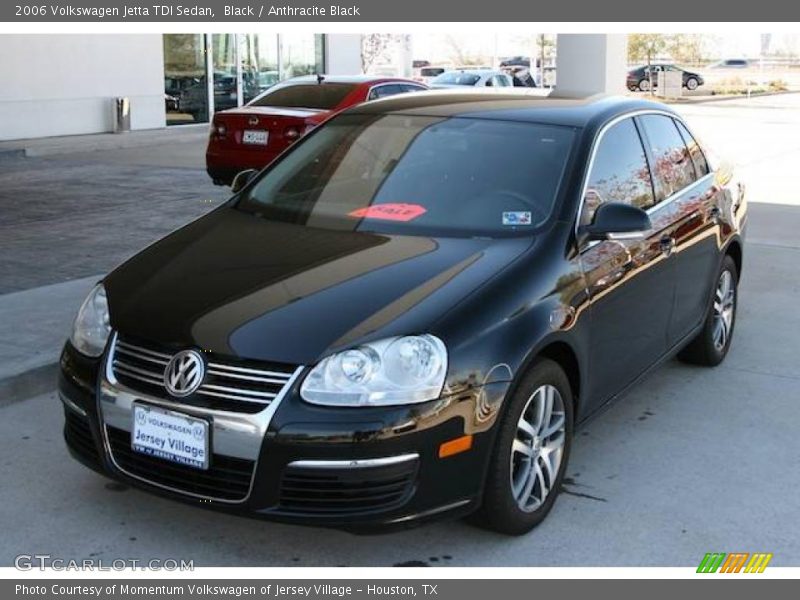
top-left (500, 55), bottom-right (531, 68)
top-left (60, 93), bottom-right (746, 535)
top-left (430, 69), bottom-right (513, 88)
top-left (709, 58), bottom-right (749, 69)
top-left (414, 65), bottom-right (449, 84)
top-left (206, 75), bottom-right (428, 185)
top-left (164, 93), bottom-right (180, 112)
top-left (503, 66), bottom-right (538, 88)
top-left (177, 77), bottom-right (210, 122)
top-left (627, 64), bottom-right (705, 92)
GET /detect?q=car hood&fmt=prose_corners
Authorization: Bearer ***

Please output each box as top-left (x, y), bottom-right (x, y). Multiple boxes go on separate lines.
top-left (105, 207), bottom-right (533, 366)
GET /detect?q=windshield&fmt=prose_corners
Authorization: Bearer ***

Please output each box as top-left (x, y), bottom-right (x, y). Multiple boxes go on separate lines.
top-left (249, 83), bottom-right (356, 109)
top-left (236, 114), bottom-right (575, 237)
top-left (421, 68), bottom-right (446, 77)
top-left (432, 72), bottom-right (482, 86)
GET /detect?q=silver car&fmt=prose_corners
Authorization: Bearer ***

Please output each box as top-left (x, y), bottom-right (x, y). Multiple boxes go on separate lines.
top-left (430, 69), bottom-right (513, 89)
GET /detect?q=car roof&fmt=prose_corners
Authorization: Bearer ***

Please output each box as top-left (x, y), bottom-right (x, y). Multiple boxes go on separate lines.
top-left (345, 91), bottom-right (678, 129)
top-left (444, 69), bottom-right (503, 76)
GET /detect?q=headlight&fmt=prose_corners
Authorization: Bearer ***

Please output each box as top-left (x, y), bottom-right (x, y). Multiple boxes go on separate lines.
top-left (70, 283), bottom-right (111, 357)
top-left (300, 335), bottom-right (447, 407)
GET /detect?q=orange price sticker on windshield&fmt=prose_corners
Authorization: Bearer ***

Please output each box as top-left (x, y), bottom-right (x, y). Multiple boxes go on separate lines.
top-left (348, 203), bottom-right (427, 222)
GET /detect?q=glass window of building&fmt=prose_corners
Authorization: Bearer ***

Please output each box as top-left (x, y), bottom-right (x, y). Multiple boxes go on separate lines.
top-left (280, 34), bottom-right (325, 79)
top-left (240, 34), bottom-right (279, 104)
top-left (163, 34), bottom-right (327, 124)
top-left (163, 34), bottom-right (209, 125)
top-left (213, 34), bottom-right (238, 114)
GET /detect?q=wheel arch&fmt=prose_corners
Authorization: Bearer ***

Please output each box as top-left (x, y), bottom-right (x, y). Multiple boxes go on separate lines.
top-left (510, 336), bottom-right (584, 421)
top-left (725, 238), bottom-right (743, 278)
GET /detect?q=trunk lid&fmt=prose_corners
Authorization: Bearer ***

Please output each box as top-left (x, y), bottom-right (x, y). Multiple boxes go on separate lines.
top-left (211, 105), bottom-right (326, 153)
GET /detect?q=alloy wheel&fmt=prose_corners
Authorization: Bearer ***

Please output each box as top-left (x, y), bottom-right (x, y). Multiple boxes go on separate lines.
top-left (510, 384), bottom-right (566, 512)
top-left (713, 270), bottom-right (735, 351)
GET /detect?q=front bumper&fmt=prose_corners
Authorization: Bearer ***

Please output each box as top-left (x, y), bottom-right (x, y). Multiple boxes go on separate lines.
top-left (59, 340), bottom-right (509, 531)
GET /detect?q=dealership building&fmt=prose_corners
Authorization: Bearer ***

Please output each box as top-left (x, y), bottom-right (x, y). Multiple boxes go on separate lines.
top-left (0, 33), bottom-right (625, 141)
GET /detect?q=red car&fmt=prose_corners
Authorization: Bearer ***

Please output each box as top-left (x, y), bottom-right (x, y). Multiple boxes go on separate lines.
top-left (206, 75), bottom-right (429, 185)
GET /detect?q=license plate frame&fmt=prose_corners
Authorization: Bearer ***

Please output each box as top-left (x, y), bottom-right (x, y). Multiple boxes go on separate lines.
top-left (131, 403), bottom-right (210, 470)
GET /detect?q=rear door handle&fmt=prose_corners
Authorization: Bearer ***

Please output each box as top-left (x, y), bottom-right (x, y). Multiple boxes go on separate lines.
top-left (660, 235), bottom-right (675, 256)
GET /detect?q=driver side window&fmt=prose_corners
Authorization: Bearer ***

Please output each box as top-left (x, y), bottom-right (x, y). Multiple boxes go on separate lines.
top-left (581, 118), bottom-right (655, 227)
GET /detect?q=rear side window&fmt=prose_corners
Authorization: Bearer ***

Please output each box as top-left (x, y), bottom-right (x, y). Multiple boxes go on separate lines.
top-left (674, 119), bottom-right (709, 177)
top-left (368, 84), bottom-right (423, 100)
top-left (250, 83), bottom-right (356, 110)
top-left (367, 84), bottom-right (402, 101)
top-left (581, 118), bottom-right (655, 227)
top-left (638, 114), bottom-right (697, 200)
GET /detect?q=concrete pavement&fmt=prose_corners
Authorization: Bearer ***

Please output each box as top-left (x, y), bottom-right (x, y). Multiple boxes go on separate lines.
top-left (0, 276), bottom-right (98, 405)
top-left (675, 94), bottom-right (800, 209)
top-left (0, 130), bottom-right (226, 398)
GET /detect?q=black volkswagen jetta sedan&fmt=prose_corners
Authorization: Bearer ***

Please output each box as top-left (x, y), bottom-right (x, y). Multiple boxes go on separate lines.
top-left (59, 93), bottom-right (746, 534)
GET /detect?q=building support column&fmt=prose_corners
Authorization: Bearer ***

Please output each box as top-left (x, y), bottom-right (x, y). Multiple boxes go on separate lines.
top-left (324, 34), bottom-right (363, 75)
top-left (555, 34), bottom-right (628, 97)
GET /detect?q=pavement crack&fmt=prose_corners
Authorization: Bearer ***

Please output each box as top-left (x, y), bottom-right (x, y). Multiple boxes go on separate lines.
top-left (720, 365), bottom-right (800, 382)
top-left (561, 486), bottom-right (608, 503)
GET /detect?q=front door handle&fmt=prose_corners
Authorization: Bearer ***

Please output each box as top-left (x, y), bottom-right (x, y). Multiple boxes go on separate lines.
top-left (660, 235), bottom-right (675, 257)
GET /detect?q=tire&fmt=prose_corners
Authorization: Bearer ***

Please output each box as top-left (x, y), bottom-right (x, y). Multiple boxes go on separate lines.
top-left (473, 359), bottom-right (574, 535)
top-left (678, 255), bottom-right (738, 366)
top-left (638, 78), bottom-right (651, 92)
top-left (686, 77), bottom-right (699, 91)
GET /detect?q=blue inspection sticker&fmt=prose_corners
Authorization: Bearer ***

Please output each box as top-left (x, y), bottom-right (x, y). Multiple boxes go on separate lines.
top-left (502, 211), bottom-right (532, 226)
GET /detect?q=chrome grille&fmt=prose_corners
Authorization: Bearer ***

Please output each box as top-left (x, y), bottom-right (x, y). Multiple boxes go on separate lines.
top-left (110, 335), bottom-right (299, 413)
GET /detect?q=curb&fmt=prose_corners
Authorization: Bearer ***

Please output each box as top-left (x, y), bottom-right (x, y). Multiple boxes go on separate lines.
top-left (663, 89), bottom-right (800, 105)
top-left (23, 131), bottom-right (210, 158)
top-left (0, 362), bottom-right (58, 408)
top-left (0, 124), bottom-right (209, 159)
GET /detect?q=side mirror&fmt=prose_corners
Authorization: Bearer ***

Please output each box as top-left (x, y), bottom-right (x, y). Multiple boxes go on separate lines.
top-left (579, 202), bottom-right (653, 242)
top-left (231, 169), bottom-right (258, 193)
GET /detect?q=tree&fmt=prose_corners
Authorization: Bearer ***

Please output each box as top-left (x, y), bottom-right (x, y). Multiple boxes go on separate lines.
top-left (361, 34), bottom-right (397, 74)
top-left (667, 34), bottom-right (704, 65)
top-left (628, 33), bottom-right (670, 65)
top-left (444, 35), bottom-right (470, 66)
top-left (537, 34), bottom-right (555, 87)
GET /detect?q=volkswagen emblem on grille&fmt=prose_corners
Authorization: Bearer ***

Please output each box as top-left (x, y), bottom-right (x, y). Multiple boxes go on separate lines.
top-left (248, 116), bottom-right (259, 126)
top-left (164, 350), bottom-right (205, 397)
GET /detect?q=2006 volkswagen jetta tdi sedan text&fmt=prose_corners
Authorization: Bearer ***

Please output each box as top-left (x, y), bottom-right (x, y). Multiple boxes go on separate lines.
top-left (59, 92), bottom-right (747, 534)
